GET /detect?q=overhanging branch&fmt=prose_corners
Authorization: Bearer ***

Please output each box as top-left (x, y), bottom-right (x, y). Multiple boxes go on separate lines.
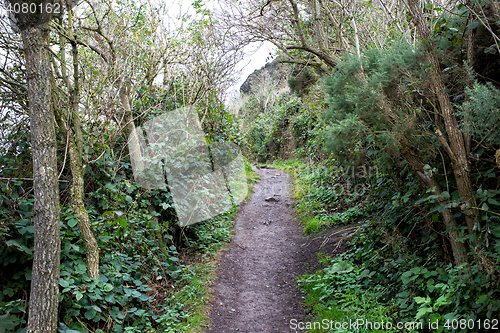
top-left (286, 45), bottom-right (338, 68)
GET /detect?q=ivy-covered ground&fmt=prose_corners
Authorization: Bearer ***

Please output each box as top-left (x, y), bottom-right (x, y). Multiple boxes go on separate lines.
top-left (271, 158), bottom-right (499, 333)
top-left (0, 157), bottom-right (259, 333)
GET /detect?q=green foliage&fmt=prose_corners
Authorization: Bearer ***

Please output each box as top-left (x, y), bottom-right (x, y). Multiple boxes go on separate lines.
top-left (396, 262), bottom-right (500, 330)
top-left (1, 1), bottom-right (499, 330)
top-left (240, 3), bottom-right (500, 331)
top-left (0, 68), bottom-right (252, 332)
top-left (322, 40), bottom-right (433, 170)
top-left (302, 217), bottom-right (323, 234)
top-left (0, 116), bottom-right (257, 332)
top-left (271, 159), bottom-right (333, 223)
top-left (288, 66), bottom-right (319, 97)
top-left (241, 90), bottom-right (326, 163)
top-left (293, 165), bottom-right (500, 330)
top-left (305, 24), bottom-right (500, 327)
top-left (298, 254), bottom-right (395, 333)
top-left (272, 158), bottom-right (374, 234)
top-left (241, 93), bottom-right (296, 162)
top-left (460, 81), bottom-right (500, 146)
top-left (0, 183), bottom-right (242, 333)
top-left (245, 117), bottom-right (269, 163)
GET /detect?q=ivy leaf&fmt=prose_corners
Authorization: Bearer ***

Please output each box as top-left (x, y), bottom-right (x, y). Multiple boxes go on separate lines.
top-left (324, 261), bottom-right (354, 274)
top-left (410, 267), bottom-right (421, 274)
top-left (476, 294), bottom-right (488, 304)
top-left (414, 296), bottom-right (430, 304)
top-left (0, 314), bottom-right (21, 331)
top-left (6, 239), bottom-right (33, 255)
top-left (103, 284), bottom-right (114, 292)
top-left (490, 227), bottom-right (500, 238)
top-left (85, 308), bottom-right (97, 320)
top-left (104, 293), bottom-right (115, 303)
top-left (115, 218), bottom-right (127, 228)
top-left (488, 198), bottom-right (500, 206)
top-left (467, 20), bottom-right (480, 29)
top-left (416, 306), bottom-right (433, 319)
top-left (60, 279), bottom-right (70, 288)
top-left (68, 218), bottom-right (78, 228)
top-left (426, 278), bottom-right (435, 292)
top-left (401, 271), bottom-right (412, 284)
top-left (435, 295), bottom-right (450, 307)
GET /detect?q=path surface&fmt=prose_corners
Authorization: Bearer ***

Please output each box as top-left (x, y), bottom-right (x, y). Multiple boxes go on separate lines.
top-left (207, 167), bottom-right (342, 333)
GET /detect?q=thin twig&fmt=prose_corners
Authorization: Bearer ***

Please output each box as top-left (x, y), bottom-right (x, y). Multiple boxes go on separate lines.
top-left (320, 227), bottom-right (361, 249)
top-left (58, 129), bottom-right (70, 180)
top-left (302, 225), bottom-right (364, 248)
top-left (0, 178), bottom-right (69, 182)
top-left (331, 239), bottom-right (343, 254)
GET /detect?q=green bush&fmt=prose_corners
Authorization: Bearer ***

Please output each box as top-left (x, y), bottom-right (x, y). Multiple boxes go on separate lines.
top-left (0, 92), bottom-right (253, 332)
top-left (298, 254), bottom-right (395, 333)
top-left (460, 81), bottom-right (500, 147)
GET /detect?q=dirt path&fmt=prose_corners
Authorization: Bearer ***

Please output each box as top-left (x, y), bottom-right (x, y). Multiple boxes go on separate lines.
top-left (206, 167), bottom-right (347, 333)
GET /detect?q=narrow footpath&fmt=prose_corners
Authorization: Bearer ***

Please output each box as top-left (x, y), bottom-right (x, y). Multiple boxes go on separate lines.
top-left (207, 167), bottom-right (307, 333)
top-left (207, 167), bottom-right (348, 333)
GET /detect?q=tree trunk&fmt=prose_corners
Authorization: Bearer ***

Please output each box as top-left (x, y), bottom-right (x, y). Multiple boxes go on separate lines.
top-left (21, 22), bottom-right (61, 333)
top-left (310, 0), bottom-right (328, 53)
top-left (53, 85), bottom-right (100, 279)
top-left (408, 0), bottom-right (478, 238)
top-left (52, 28), bottom-right (100, 279)
top-left (496, 149), bottom-right (500, 170)
top-left (399, 140), bottom-right (468, 265)
top-left (375, 78), bottom-right (468, 265)
top-left (68, 137), bottom-right (100, 278)
top-left (351, 3), bottom-right (361, 59)
top-left (119, 82), bottom-right (149, 188)
top-left (68, 40), bottom-right (99, 279)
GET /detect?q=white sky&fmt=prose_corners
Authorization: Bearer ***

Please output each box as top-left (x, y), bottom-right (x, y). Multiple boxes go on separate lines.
top-left (229, 41), bottom-right (276, 97)
top-left (161, 0), bottom-right (277, 99)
